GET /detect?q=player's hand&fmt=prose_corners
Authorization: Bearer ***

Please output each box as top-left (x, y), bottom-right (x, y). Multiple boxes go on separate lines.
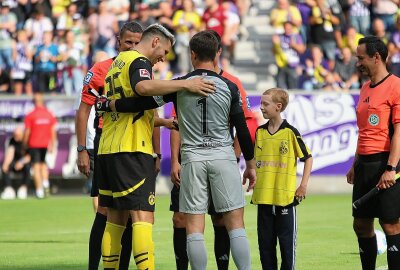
top-left (186, 77), bottom-right (215, 96)
top-left (346, 166), bottom-right (355, 184)
top-left (154, 156), bottom-right (161, 174)
top-left (295, 185), bottom-right (307, 202)
top-left (77, 151), bottom-right (90, 177)
top-left (243, 168), bottom-right (256, 192)
top-left (171, 161), bottom-right (181, 187)
top-left (164, 118), bottom-right (179, 130)
top-left (95, 95), bottom-right (112, 115)
top-left (377, 170), bottom-right (396, 190)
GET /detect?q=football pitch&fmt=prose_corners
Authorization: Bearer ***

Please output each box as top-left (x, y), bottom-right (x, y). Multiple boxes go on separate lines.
top-left (0, 194), bottom-right (388, 270)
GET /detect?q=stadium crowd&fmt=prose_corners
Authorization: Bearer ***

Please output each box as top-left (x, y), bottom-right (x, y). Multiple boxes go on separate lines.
top-left (0, 1), bottom-right (400, 95)
top-left (0, 0), bottom-right (248, 95)
top-left (272, 0), bottom-right (400, 91)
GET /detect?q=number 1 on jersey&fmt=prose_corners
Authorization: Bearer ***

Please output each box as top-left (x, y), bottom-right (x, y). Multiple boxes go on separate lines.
top-left (197, 97), bottom-right (208, 135)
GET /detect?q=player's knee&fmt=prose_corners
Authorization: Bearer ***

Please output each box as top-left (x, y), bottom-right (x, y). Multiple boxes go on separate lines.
top-left (353, 219), bottom-right (374, 237)
top-left (172, 212), bottom-right (186, 228)
top-left (379, 219), bottom-right (400, 235)
top-left (97, 205), bottom-right (108, 216)
top-left (211, 214), bottom-right (224, 227)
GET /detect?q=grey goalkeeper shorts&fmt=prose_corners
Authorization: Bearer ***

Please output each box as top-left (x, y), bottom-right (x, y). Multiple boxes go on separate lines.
top-left (179, 159), bottom-right (246, 214)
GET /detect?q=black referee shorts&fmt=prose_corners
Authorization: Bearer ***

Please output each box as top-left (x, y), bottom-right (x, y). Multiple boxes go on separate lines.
top-left (96, 152), bottom-right (156, 211)
top-left (352, 152), bottom-right (400, 220)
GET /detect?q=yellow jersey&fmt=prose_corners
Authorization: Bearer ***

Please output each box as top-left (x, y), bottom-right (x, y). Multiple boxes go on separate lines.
top-left (98, 50), bottom-right (154, 155)
top-left (252, 120), bottom-right (312, 206)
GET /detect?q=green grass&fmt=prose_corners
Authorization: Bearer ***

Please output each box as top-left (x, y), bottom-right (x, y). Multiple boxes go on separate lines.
top-left (0, 194), bottom-right (389, 269)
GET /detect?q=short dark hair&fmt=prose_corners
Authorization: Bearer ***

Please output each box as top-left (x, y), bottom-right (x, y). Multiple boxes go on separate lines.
top-left (205, 30), bottom-right (222, 50)
top-left (189, 31), bottom-right (219, 62)
top-left (119, 21), bottom-right (143, 37)
top-left (142, 23), bottom-right (175, 46)
top-left (358, 36), bottom-right (388, 62)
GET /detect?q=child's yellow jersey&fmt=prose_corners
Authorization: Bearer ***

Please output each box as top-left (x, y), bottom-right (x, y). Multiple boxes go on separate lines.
top-left (252, 120), bottom-right (312, 206)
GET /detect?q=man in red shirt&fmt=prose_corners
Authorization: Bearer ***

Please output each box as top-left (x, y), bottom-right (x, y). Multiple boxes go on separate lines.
top-left (23, 93), bottom-right (57, 199)
top-left (202, 0), bottom-right (231, 70)
top-left (346, 36), bottom-right (400, 270)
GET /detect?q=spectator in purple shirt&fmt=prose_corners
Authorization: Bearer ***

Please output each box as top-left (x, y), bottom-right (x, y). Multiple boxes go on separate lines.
top-left (272, 21), bottom-right (306, 89)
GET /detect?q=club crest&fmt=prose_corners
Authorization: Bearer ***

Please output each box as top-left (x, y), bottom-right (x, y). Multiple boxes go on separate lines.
top-left (280, 141), bottom-right (289, 155)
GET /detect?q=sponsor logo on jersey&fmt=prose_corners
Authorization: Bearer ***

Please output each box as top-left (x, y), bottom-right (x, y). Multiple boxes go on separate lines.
top-left (368, 114), bottom-right (379, 126)
top-left (83, 71), bottom-right (93, 85)
top-left (140, 69), bottom-right (151, 79)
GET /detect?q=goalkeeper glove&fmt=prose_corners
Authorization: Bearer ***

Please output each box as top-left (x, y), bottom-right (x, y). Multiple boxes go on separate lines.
top-left (95, 96), bottom-right (111, 115)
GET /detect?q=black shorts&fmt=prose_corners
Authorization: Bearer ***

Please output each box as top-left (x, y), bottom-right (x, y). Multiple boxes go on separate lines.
top-left (14, 72), bottom-right (32, 83)
top-left (352, 152), bottom-right (400, 220)
top-left (169, 184), bottom-right (221, 216)
top-left (90, 132), bottom-right (101, 197)
top-left (29, 148), bottom-right (47, 163)
top-left (96, 152), bottom-right (156, 211)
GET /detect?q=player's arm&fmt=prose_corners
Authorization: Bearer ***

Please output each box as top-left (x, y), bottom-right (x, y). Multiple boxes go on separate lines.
top-left (75, 66), bottom-right (101, 176)
top-left (228, 82), bottom-right (256, 190)
top-left (135, 73), bottom-right (215, 96)
top-left (378, 122), bottom-right (400, 189)
top-left (346, 151), bottom-right (358, 185)
top-left (295, 156), bottom-right (313, 202)
top-left (153, 110), bottom-right (161, 174)
top-left (154, 117), bottom-right (178, 130)
top-left (75, 101), bottom-right (92, 176)
top-left (170, 119), bottom-right (181, 186)
top-left (96, 58), bottom-right (176, 113)
top-left (291, 126), bottom-right (313, 200)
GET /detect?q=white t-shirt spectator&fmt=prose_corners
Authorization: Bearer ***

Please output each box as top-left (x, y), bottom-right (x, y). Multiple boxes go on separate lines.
top-left (24, 16), bottom-right (54, 46)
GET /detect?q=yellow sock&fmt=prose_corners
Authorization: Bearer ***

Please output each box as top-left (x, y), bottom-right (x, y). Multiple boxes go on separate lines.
top-left (102, 222), bottom-right (126, 269)
top-left (132, 222), bottom-right (154, 270)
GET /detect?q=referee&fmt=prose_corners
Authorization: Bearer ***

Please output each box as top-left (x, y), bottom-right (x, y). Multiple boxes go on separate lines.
top-left (346, 36), bottom-right (400, 270)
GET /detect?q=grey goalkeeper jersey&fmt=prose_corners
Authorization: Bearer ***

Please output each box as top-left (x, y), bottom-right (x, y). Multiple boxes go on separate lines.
top-left (165, 69), bottom-right (245, 164)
